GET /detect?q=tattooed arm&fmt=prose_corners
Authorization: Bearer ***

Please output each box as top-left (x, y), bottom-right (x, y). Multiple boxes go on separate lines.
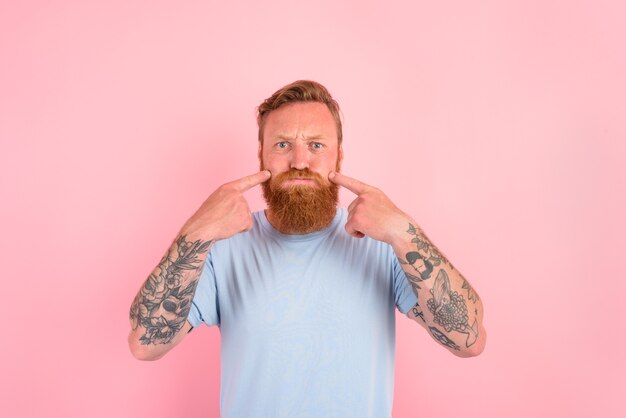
top-left (329, 172), bottom-right (486, 357)
top-left (128, 235), bottom-right (213, 360)
top-left (397, 224), bottom-right (486, 357)
top-left (128, 170), bottom-right (271, 360)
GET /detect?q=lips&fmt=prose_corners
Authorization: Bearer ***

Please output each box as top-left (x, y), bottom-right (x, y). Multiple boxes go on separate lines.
top-left (280, 177), bottom-right (317, 188)
top-left (284, 177), bottom-right (315, 182)
top-left (269, 168), bottom-right (324, 190)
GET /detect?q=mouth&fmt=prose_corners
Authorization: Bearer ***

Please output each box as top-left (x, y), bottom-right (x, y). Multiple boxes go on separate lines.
top-left (281, 178), bottom-right (317, 187)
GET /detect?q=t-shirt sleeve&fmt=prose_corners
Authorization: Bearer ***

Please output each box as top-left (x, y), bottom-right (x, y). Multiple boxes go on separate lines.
top-left (187, 252), bottom-right (220, 327)
top-left (392, 255), bottom-right (418, 314)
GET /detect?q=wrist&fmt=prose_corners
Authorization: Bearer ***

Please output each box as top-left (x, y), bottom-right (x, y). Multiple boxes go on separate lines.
top-left (387, 216), bottom-right (418, 250)
top-left (178, 223), bottom-right (217, 244)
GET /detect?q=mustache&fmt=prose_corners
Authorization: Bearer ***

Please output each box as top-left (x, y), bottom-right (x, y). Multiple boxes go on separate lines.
top-left (272, 168), bottom-right (325, 186)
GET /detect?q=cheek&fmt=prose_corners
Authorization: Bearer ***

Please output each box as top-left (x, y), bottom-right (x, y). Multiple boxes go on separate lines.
top-left (261, 153), bottom-right (289, 174)
top-left (316, 153), bottom-right (340, 172)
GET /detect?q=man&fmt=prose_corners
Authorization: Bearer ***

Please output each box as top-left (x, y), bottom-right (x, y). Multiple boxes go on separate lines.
top-left (128, 80), bottom-right (486, 417)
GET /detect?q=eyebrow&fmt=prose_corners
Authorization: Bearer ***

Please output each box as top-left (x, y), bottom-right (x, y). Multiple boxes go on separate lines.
top-left (273, 134), bottom-right (326, 141)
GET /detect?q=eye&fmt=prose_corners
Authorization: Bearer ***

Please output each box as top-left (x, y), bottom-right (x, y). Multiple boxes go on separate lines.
top-left (310, 142), bottom-right (324, 150)
top-left (276, 141), bottom-right (290, 149)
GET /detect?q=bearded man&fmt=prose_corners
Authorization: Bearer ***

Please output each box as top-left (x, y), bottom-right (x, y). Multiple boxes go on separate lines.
top-left (128, 80), bottom-right (486, 418)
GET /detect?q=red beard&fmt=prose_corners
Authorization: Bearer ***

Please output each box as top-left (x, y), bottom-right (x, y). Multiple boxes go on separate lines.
top-left (261, 168), bottom-right (338, 234)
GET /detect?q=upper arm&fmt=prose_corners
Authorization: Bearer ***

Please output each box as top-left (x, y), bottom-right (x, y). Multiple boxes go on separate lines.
top-left (406, 302), bottom-right (427, 327)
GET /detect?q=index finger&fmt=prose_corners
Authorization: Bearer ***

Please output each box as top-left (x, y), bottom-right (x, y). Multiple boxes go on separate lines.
top-left (231, 170), bottom-right (271, 192)
top-left (329, 172), bottom-right (370, 195)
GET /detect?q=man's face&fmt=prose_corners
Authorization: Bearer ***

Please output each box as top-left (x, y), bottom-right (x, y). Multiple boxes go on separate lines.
top-left (260, 101), bottom-right (342, 181)
top-left (259, 101), bottom-right (343, 233)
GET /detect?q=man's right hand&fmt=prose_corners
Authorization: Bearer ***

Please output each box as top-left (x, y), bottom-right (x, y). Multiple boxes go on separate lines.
top-left (180, 170), bottom-right (271, 241)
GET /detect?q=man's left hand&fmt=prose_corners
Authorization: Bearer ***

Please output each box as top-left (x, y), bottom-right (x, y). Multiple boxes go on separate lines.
top-left (329, 172), bottom-right (412, 245)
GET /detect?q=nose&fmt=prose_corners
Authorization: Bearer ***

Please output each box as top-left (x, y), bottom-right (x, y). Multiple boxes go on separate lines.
top-left (290, 142), bottom-right (309, 170)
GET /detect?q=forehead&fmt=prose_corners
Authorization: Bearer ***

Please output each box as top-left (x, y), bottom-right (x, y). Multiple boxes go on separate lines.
top-left (263, 102), bottom-right (337, 141)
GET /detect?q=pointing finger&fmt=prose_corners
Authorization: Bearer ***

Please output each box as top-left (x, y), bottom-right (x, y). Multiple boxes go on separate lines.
top-left (345, 220), bottom-right (365, 238)
top-left (347, 198), bottom-right (358, 215)
top-left (231, 170), bottom-right (271, 192)
top-left (329, 172), bottom-right (369, 195)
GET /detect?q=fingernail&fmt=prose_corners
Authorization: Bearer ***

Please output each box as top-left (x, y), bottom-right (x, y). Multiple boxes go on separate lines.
top-left (329, 172), bottom-right (336, 179)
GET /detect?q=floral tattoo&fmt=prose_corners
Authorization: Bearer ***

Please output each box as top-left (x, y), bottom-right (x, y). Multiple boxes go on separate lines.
top-left (130, 235), bottom-right (212, 345)
top-left (426, 270), bottom-right (478, 348)
top-left (400, 223), bottom-right (480, 350)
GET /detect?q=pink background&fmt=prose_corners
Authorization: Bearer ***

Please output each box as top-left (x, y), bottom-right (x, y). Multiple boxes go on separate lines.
top-left (1, 1), bottom-right (624, 417)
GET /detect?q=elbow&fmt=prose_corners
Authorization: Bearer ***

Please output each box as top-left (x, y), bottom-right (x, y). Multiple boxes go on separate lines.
top-left (455, 343), bottom-right (484, 358)
top-left (128, 332), bottom-right (164, 361)
top-left (130, 347), bottom-right (163, 362)
top-left (454, 327), bottom-right (487, 358)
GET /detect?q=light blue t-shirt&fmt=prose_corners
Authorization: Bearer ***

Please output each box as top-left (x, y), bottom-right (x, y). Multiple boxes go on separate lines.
top-left (188, 208), bottom-right (417, 418)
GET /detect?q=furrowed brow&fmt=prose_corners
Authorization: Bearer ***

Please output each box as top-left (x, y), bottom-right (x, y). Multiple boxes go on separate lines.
top-left (273, 134), bottom-right (326, 141)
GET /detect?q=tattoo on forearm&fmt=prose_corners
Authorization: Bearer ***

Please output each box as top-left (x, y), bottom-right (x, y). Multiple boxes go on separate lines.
top-left (406, 251), bottom-right (434, 280)
top-left (426, 270), bottom-right (479, 348)
top-left (400, 222), bottom-right (481, 349)
top-left (130, 235), bottom-right (212, 345)
top-left (461, 276), bottom-right (480, 303)
top-left (400, 223), bottom-right (452, 289)
top-left (405, 223), bottom-right (452, 269)
top-left (429, 326), bottom-right (460, 350)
